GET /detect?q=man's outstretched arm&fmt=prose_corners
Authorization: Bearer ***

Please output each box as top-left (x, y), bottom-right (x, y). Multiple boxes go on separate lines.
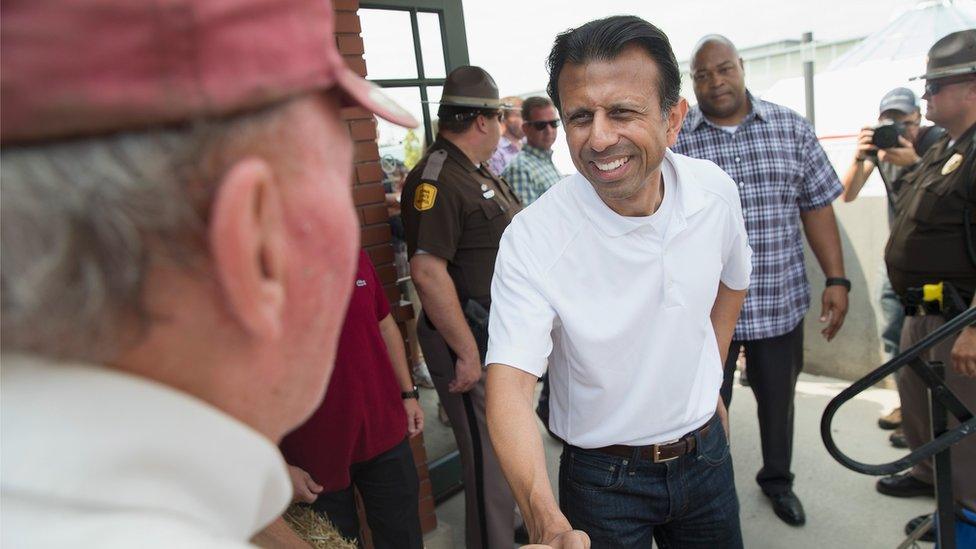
top-left (486, 364), bottom-right (589, 548)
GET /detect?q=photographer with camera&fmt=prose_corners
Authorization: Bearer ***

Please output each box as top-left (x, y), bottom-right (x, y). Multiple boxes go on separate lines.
top-left (842, 87), bottom-right (922, 205)
top-left (841, 88), bottom-right (924, 447)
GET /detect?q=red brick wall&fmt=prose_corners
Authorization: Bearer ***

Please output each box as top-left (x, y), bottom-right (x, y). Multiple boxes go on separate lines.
top-left (333, 0), bottom-right (438, 540)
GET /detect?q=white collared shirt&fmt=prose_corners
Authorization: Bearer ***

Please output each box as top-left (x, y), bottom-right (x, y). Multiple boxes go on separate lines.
top-left (486, 149), bottom-right (751, 448)
top-left (1, 354), bottom-right (292, 548)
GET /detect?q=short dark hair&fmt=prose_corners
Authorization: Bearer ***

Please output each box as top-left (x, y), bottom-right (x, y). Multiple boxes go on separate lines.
top-left (437, 105), bottom-right (498, 134)
top-left (521, 96), bottom-right (554, 121)
top-left (546, 15), bottom-right (681, 116)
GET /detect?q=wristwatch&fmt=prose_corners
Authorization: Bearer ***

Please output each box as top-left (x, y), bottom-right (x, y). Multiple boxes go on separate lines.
top-left (825, 277), bottom-right (852, 292)
top-left (401, 385), bottom-right (420, 400)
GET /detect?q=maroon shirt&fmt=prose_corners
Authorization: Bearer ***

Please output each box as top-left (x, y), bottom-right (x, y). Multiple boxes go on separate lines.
top-left (280, 251), bottom-right (407, 491)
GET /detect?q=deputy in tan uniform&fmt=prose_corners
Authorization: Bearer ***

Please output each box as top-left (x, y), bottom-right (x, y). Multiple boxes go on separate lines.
top-left (880, 29), bottom-right (976, 541)
top-left (401, 66), bottom-right (522, 549)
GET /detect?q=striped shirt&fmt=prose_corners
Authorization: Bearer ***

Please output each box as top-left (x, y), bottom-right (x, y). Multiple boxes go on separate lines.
top-left (502, 145), bottom-right (562, 205)
top-left (489, 134), bottom-right (521, 175)
top-left (673, 94), bottom-right (842, 341)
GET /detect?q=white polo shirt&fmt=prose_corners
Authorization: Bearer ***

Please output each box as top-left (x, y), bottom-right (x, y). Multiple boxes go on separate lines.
top-left (486, 149), bottom-right (751, 448)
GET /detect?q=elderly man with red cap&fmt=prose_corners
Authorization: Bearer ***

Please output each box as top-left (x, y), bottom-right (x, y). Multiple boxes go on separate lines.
top-left (0, 1), bottom-right (415, 547)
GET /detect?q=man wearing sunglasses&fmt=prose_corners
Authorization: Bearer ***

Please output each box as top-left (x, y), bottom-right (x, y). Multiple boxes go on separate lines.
top-left (401, 65), bottom-right (523, 549)
top-left (881, 28), bottom-right (976, 542)
top-left (503, 96), bottom-right (564, 206)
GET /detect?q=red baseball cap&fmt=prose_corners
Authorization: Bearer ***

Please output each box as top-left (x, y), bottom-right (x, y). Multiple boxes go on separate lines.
top-left (0, 0), bottom-right (417, 144)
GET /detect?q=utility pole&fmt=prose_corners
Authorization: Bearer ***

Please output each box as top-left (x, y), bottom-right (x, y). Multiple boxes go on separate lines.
top-left (802, 31), bottom-right (815, 129)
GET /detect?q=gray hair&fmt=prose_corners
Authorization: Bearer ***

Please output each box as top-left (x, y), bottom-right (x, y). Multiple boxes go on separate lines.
top-left (1, 101), bottom-right (289, 363)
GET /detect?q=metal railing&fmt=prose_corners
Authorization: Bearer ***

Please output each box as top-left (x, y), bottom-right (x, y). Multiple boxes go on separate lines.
top-left (821, 307), bottom-right (976, 548)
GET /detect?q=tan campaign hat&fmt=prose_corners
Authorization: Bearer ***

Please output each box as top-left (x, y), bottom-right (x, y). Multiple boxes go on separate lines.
top-left (911, 29), bottom-right (976, 81)
top-left (431, 66), bottom-right (512, 110)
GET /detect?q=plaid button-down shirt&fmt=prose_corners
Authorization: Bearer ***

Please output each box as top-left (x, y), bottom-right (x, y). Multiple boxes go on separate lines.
top-left (673, 94), bottom-right (842, 341)
top-left (502, 144), bottom-right (562, 205)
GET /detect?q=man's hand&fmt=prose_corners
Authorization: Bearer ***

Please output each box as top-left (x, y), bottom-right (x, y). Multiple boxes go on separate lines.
top-left (819, 285), bottom-right (849, 341)
top-left (287, 465), bottom-right (323, 504)
top-left (877, 136), bottom-right (920, 167)
top-left (543, 530), bottom-right (590, 548)
top-left (855, 126), bottom-right (877, 159)
top-left (449, 354), bottom-right (482, 393)
top-left (716, 396), bottom-right (730, 440)
top-left (404, 398), bottom-right (425, 436)
top-left (951, 327), bottom-right (976, 378)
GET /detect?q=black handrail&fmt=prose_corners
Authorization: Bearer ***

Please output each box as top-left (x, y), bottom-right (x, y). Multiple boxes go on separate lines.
top-left (820, 307), bottom-right (976, 476)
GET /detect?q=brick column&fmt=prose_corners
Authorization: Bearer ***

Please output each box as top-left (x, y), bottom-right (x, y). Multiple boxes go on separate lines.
top-left (333, 0), bottom-right (438, 542)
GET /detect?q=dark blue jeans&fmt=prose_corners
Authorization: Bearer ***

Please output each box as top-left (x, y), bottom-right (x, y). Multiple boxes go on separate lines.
top-left (559, 415), bottom-right (743, 548)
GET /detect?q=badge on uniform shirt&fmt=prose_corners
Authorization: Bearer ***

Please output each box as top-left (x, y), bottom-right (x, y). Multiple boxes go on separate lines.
top-left (414, 182), bottom-right (438, 211)
top-left (482, 189), bottom-right (495, 199)
top-left (942, 153), bottom-right (964, 175)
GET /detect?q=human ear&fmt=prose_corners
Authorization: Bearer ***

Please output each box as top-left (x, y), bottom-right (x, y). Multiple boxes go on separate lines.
top-left (667, 97), bottom-right (689, 146)
top-left (209, 157), bottom-right (286, 340)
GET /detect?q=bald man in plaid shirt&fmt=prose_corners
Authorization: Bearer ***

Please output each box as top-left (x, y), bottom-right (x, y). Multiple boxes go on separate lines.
top-left (673, 35), bottom-right (849, 527)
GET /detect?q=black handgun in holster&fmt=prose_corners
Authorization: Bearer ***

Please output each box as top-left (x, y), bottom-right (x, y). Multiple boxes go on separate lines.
top-left (903, 281), bottom-right (969, 321)
top-left (462, 299), bottom-right (490, 364)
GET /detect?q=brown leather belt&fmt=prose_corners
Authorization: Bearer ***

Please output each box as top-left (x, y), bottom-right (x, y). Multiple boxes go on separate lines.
top-left (592, 422), bottom-right (712, 463)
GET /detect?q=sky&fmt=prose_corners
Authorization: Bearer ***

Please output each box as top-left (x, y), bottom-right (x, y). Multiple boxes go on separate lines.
top-left (364, 0), bottom-right (974, 176)
top-left (463, 0), bottom-right (926, 95)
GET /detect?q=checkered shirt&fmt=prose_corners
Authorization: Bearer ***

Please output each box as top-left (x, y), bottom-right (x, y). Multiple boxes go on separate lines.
top-left (501, 145), bottom-right (562, 206)
top-left (673, 94), bottom-right (842, 341)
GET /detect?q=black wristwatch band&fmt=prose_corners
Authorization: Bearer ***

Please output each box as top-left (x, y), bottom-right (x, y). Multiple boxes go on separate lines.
top-left (401, 385), bottom-right (419, 400)
top-left (826, 277), bottom-right (852, 292)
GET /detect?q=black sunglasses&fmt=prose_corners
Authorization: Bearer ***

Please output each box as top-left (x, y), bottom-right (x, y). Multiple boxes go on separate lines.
top-left (528, 119), bottom-right (561, 130)
top-left (925, 75), bottom-right (976, 96)
top-left (452, 110), bottom-right (503, 122)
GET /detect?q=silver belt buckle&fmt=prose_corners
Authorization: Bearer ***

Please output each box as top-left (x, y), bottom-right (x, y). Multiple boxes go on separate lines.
top-left (652, 438), bottom-right (681, 463)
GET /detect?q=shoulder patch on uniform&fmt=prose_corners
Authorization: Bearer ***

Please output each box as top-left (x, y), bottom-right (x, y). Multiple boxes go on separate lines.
top-left (414, 182), bottom-right (438, 211)
top-left (942, 153), bottom-right (963, 175)
top-left (421, 149), bottom-right (449, 181)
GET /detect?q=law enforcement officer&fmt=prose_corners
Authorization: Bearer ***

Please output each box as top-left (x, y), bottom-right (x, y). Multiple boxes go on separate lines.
top-left (879, 29), bottom-right (976, 541)
top-left (401, 65), bottom-right (522, 549)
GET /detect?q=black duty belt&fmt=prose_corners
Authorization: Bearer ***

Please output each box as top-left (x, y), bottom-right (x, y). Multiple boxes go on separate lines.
top-left (902, 281), bottom-right (971, 320)
top-left (591, 421), bottom-right (712, 463)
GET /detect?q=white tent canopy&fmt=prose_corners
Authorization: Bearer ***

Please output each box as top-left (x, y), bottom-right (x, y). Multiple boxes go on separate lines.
top-left (761, 0), bottom-right (975, 195)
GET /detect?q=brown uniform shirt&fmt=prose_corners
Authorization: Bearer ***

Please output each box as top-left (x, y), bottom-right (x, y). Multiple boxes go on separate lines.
top-left (886, 123), bottom-right (976, 299)
top-left (401, 136), bottom-right (522, 306)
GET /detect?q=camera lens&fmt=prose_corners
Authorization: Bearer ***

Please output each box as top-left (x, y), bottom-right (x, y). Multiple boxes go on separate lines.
top-left (872, 123), bottom-right (901, 149)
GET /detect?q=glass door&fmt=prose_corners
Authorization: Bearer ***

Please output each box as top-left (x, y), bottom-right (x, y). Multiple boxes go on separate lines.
top-left (360, 0), bottom-right (469, 503)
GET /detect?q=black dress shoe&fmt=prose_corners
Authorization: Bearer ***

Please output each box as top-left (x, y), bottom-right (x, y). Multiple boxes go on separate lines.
top-left (889, 428), bottom-right (908, 449)
top-left (876, 472), bottom-right (934, 498)
top-left (766, 490), bottom-right (806, 526)
top-left (905, 514), bottom-right (935, 542)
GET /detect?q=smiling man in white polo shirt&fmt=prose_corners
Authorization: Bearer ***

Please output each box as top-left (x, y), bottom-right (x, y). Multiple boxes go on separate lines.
top-left (485, 15), bottom-right (752, 549)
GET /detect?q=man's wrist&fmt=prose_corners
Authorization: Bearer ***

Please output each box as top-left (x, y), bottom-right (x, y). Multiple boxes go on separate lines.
top-left (825, 277), bottom-right (851, 292)
top-left (533, 508), bottom-right (574, 543)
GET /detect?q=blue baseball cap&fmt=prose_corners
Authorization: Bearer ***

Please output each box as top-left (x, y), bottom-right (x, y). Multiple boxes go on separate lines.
top-left (878, 87), bottom-right (918, 115)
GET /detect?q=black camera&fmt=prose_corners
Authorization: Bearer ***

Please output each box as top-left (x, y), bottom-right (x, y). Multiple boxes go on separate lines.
top-left (871, 119), bottom-right (906, 150)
